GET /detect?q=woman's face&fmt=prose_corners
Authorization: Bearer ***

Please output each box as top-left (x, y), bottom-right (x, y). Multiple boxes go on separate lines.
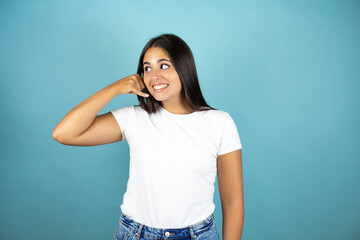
top-left (143, 47), bottom-right (183, 103)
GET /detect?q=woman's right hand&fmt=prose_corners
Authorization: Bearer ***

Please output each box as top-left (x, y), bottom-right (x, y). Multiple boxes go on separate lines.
top-left (111, 74), bottom-right (149, 98)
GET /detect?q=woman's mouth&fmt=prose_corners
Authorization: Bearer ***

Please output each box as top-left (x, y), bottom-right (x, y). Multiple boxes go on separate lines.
top-left (152, 84), bottom-right (169, 93)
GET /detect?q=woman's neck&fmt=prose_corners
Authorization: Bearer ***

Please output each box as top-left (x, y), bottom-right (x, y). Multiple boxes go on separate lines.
top-left (161, 97), bottom-right (195, 115)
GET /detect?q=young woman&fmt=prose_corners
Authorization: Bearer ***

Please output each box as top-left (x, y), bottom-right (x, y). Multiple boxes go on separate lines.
top-left (52, 34), bottom-right (244, 240)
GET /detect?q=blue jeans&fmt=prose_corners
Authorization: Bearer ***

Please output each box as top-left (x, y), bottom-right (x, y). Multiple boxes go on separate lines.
top-left (114, 209), bottom-right (220, 240)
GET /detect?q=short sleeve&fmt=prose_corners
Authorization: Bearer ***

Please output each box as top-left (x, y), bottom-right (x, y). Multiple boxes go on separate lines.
top-left (217, 112), bottom-right (242, 156)
top-left (110, 106), bottom-right (132, 141)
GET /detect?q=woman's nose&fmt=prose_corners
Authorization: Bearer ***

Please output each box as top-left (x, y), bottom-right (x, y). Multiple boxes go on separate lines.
top-left (149, 69), bottom-right (162, 79)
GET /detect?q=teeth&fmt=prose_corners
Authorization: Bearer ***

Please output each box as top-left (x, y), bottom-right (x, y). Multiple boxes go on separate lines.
top-left (153, 84), bottom-right (168, 90)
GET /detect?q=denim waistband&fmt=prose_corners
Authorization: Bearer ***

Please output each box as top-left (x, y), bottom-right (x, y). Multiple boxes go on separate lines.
top-left (118, 209), bottom-right (216, 239)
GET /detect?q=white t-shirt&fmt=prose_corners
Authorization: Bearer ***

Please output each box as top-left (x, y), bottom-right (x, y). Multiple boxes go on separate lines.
top-left (110, 104), bottom-right (242, 228)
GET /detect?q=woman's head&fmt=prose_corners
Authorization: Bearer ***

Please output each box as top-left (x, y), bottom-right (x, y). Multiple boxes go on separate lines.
top-left (136, 33), bottom-right (216, 113)
top-left (142, 46), bottom-right (183, 104)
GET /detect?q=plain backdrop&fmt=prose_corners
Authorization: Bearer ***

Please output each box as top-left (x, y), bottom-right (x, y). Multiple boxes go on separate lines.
top-left (1, 0), bottom-right (359, 239)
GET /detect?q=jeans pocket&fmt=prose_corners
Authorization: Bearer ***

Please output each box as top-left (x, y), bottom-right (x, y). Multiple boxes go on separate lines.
top-left (114, 224), bottom-right (131, 240)
top-left (196, 221), bottom-right (219, 240)
top-left (195, 220), bottom-right (214, 235)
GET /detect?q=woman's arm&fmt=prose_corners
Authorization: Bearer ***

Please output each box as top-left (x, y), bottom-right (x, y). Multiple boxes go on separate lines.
top-left (52, 74), bottom-right (148, 145)
top-left (217, 149), bottom-right (244, 240)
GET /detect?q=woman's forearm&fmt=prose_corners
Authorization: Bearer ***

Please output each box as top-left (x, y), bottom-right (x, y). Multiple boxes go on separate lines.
top-left (222, 204), bottom-right (244, 240)
top-left (52, 83), bottom-right (118, 141)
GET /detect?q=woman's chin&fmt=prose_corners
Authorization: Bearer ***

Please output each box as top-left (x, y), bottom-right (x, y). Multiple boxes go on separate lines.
top-left (152, 94), bottom-right (167, 102)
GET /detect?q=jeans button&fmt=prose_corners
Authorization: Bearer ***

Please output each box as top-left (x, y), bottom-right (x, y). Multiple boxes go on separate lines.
top-left (165, 232), bottom-right (170, 237)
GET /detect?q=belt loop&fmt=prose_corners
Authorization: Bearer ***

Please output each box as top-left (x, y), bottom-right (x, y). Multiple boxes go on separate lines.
top-left (189, 226), bottom-right (197, 239)
top-left (135, 224), bottom-right (144, 239)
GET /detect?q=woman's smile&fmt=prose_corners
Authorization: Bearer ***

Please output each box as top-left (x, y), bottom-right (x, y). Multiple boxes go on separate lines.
top-left (153, 83), bottom-right (169, 92)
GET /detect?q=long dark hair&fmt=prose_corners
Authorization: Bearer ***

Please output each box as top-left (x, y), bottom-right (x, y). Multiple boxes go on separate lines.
top-left (136, 33), bottom-right (217, 114)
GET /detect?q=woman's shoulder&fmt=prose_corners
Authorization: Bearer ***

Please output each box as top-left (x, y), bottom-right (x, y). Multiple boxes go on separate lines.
top-left (111, 105), bottom-right (142, 116)
top-left (199, 107), bottom-right (228, 116)
top-left (133, 104), bottom-right (147, 112)
top-left (117, 104), bottom-right (143, 111)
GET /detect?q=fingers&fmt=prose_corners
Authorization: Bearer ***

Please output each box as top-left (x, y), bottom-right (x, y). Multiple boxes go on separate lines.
top-left (134, 74), bottom-right (146, 89)
top-left (132, 87), bottom-right (149, 97)
top-left (133, 76), bottom-right (142, 94)
top-left (130, 74), bottom-right (149, 98)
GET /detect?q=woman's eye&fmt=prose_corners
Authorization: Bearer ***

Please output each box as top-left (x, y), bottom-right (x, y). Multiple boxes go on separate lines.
top-left (144, 64), bottom-right (169, 72)
top-left (161, 64), bottom-right (169, 69)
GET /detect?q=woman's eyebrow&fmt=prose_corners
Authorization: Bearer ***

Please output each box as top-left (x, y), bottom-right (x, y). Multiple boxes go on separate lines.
top-left (143, 59), bottom-right (171, 65)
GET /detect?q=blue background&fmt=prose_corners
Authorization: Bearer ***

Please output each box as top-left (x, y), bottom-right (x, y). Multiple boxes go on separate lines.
top-left (1, 0), bottom-right (359, 239)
